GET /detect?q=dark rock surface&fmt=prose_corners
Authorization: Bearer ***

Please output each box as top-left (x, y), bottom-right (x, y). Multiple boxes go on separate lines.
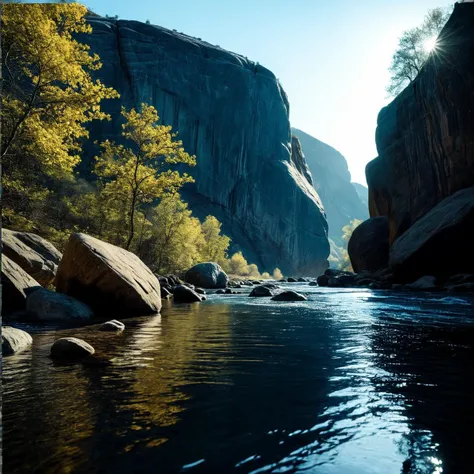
top-left (2, 326), bottom-right (33, 356)
top-left (348, 217), bottom-right (389, 273)
top-left (292, 128), bottom-right (368, 245)
top-left (2, 229), bottom-right (62, 286)
top-left (184, 262), bottom-right (228, 289)
top-left (366, 3), bottom-right (474, 245)
top-left (352, 182), bottom-right (368, 209)
top-left (173, 285), bottom-right (203, 303)
top-left (271, 291), bottom-right (307, 302)
top-left (249, 285), bottom-right (275, 297)
top-left (50, 337), bottom-right (95, 359)
top-left (81, 17), bottom-right (330, 276)
top-left (26, 288), bottom-right (93, 323)
top-left (405, 276), bottom-right (438, 292)
top-left (55, 233), bottom-right (162, 316)
top-left (389, 187), bottom-right (474, 281)
top-left (2, 255), bottom-right (41, 315)
top-left (100, 320), bottom-right (125, 332)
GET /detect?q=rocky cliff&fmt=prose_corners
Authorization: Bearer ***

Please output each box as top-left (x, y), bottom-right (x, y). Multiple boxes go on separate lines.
top-left (80, 18), bottom-right (329, 276)
top-left (291, 128), bottom-right (368, 245)
top-left (366, 2), bottom-right (474, 245)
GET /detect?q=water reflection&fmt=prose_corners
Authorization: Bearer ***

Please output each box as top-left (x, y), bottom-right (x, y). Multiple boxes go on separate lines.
top-left (3, 287), bottom-right (474, 473)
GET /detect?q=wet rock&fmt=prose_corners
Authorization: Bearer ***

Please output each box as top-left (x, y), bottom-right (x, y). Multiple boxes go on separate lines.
top-left (50, 337), bottom-right (95, 359)
top-left (173, 285), bottom-right (203, 303)
top-left (389, 187), bottom-right (474, 281)
top-left (2, 229), bottom-right (62, 286)
top-left (195, 288), bottom-right (206, 295)
top-left (100, 320), bottom-right (125, 332)
top-left (184, 262), bottom-right (228, 289)
top-left (225, 288), bottom-right (232, 294)
top-left (348, 217), bottom-right (389, 273)
top-left (368, 281), bottom-right (392, 290)
top-left (161, 287), bottom-right (172, 299)
top-left (2, 326), bottom-right (33, 356)
top-left (216, 289), bottom-right (226, 295)
top-left (308, 281), bottom-right (318, 286)
top-left (447, 282), bottom-right (474, 293)
top-left (317, 274), bottom-right (329, 287)
top-left (328, 274), bottom-right (357, 288)
top-left (26, 288), bottom-right (93, 322)
top-left (405, 276), bottom-right (438, 291)
top-left (271, 291), bottom-right (307, 302)
top-left (55, 233), bottom-right (161, 316)
top-left (298, 277), bottom-right (308, 282)
top-left (249, 285), bottom-right (274, 297)
top-left (287, 277), bottom-right (298, 283)
top-left (2, 255), bottom-right (42, 315)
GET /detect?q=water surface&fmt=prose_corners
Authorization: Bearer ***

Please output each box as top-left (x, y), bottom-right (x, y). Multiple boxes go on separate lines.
top-left (3, 285), bottom-right (474, 473)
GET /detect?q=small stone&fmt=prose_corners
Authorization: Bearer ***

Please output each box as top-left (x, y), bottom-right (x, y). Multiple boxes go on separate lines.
top-left (249, 285), bottom-right (274, 297)
top-left (51, 337), bottom-right (95, 359)
top-left (2, 326), bottom-right (33, 356)
top-left (271, 291), bottom-right (307, 302)
top-left (100, 320), bottom-right (125, 332)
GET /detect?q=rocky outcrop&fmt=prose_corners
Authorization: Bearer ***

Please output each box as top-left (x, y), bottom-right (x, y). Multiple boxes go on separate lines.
top-left (81, 18), bottom-right (329, 276)
top-left (290, 135), bottom-right (313, 185)
top-left (55, 233), bottom-right (162, 316)
top-left (2, 326), bottom-right (33, 356)
top-left (389, 187), bottom-right (474, 281)
top-left (348, 217), bottom-right (389, 273)
top-left (184, 262), bottom-right (228, 289)
top-left (292, 128), bottom-right (368, 245)
top-left (26, 288), bottom-right (93, 323)
top-left (1, 255), bottom-right (41, 315)
top-left (50, 337), bottom-right (95, 360)
top-left (2, 229), bottom-right (62, 286)
top-left (352, 183), bottom-right (368, 209)
top-left (366, 3), bottom-right (474, 245)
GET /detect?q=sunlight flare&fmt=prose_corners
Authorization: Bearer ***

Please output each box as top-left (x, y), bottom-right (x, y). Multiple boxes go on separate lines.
top-left (423, 35), bottom-right (438, 53)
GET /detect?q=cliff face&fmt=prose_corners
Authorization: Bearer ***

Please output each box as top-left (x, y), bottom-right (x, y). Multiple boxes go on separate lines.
top-left (81, 18), bottom-right (329, 276)
top-left (292, 128), bottom-right (368, 245)
top-left (366, 3), bottom-right (474, 245)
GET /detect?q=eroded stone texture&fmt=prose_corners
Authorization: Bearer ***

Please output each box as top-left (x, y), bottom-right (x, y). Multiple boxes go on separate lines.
top-left (366, 3), bottom-right (474, 245)
top-left (81, 18), bottom-right (329, 276)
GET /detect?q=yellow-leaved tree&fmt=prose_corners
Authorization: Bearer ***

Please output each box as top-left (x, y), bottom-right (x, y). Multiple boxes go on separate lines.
top-left (94, 104), bottom-right (196, 249)
top-left (1, 3), bottom-right (119, 228)
top-left (200, 216), bottom-right (231, 267)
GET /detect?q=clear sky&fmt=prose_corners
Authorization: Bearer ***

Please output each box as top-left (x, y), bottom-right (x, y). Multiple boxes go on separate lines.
top-left (82, 0), bottom-right (450, 184)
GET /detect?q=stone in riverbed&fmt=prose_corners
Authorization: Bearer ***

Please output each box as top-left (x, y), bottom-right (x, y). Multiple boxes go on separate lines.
top-left (50, 337), bottom-right (95, 360)
top-left (100, 320), bottom-right (125, 332)
top-left (316, 274), bottom-right (329, 287)
top-left (287, 277), bottom-right (298, 283)
top-left (405, 276), bottom-right (438, 291)
top-left (271, 291), bottom-right (307, 302)
top-left (2, 255), bottom-right (41, 315)
top-left (2, 326), bottom-right (33, 356)
top-left (26, 288), bottom-right (93, 322)
top-left (184, 262), bottom-right (228, 289)
top-left (2, 229), bottom-right (62, 286)
top-left (249, 285), bottom-right (274, 297)
top-left (173, 285), bottom-right (203, 303)
top-left (55, 233), bottom-right (161, 316)
top-left (448, 283), bottom-right (474, 293)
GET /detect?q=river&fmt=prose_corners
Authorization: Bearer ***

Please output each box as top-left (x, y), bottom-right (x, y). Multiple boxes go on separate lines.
top-left (3, 284), bottom-right (474, 473)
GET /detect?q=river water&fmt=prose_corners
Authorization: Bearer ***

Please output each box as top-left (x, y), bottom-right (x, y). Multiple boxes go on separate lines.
top-left (3, 284), bottom-right (474, 474)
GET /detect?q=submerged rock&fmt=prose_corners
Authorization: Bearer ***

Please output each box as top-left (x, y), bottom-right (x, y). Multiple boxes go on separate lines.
top-left (348, 217), bottom-right (389, 273)
top-left (100, 320), bottom-right (125, 332)
top-left (184, 262), bottom-right (228, 289)
top-left (173, 285), bottom-right (203, 303)
top-left (26, 288), bottom-right (93, 322)
top-left (50, 337), bottom-right (95, 360)
top-left (249, 285), bottom-right (274, 297)
top-left (2, 229), bottom-right (62, 286)
top-left (271, 291), bottom-right (307, 302)
top-left (2, 255), bottom-right (41, 315)
top-left (2, 326), bottom-right (33, 356)
top-left (55, 233), bottom-right (161, 316)
top-left (405, 276), bottom-right (438, 291)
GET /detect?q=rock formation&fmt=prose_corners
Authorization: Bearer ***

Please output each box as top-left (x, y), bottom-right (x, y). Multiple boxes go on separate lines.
top-left (55, 233), bottom-right (162, 316)
top-left (2, 327), bottom-right (33, 356)
top-left (80, 17), bottom-right (329, 276)
top-left (184, 262), bottom-right (228, 289)
top-left (366, 2), bottom-right (474, 245)
top-left (291, 128), bottom-right (368, 245)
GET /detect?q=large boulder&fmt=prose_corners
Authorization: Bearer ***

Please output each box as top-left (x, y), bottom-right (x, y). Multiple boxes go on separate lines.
top-left (389, 187), bottom-right (474, 281)
top-left (348, 217), bottom-right (389, 273)
top-left (26, 288), bottom-right (93, 323)
top-left (80, 18), bottom-right (330, 276)
top-left (184, 262), bottom-right (228, 289)
top-left (2, 326), bottom-right (33, 355)
top-left (172, 285), bottom-right (203, 303)
top-left (1, 255), bottom-right (41, 315)
top-left (55, 233), bottom-right (161, 316)
top-left (2, 229), bottom-right (62, 285)
top-left (50, 337), bottom-right (95, 360)
top-left (366, 3), bottom-right (474, 245)
top-left (249, 285), bottom-right (275, 297)
top-left (271, 291), bottom-right (307, 302)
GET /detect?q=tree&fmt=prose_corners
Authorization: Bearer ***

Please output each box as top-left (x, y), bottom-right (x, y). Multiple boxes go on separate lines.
top-left (1, 3), bottom-right (118, 178)
top-left (387, 7), bottom-right (452, 97)
top-left (200, 216), bottom-right (230, 266)
top-left (227, 252), bottom-right (250, 276)
top-left (342, 219), bottom-right (362, 243)
top-left (94, 104), bottom-right (196, 249)
top-left (272, 268), bottom-right (283, 280)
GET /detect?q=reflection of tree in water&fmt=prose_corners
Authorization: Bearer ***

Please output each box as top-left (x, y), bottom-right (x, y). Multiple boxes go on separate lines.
top-left (370, 318), bottom-right (474, 474)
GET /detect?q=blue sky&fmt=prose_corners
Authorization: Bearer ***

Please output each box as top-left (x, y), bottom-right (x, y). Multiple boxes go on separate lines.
top-left (84, 1), bottom-right (450, 184)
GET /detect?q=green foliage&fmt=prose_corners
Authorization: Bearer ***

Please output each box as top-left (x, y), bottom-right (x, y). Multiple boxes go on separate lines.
top-left (387, 6), bottom-right (452, 96)
top-left (200, 216), bottom-right (231, 267)
top-left (94, 103), bottom-right (196, 249)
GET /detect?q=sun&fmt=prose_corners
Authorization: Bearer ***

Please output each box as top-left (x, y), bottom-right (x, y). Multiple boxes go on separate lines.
top-left (423, 36), bottom-right (438, 53)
